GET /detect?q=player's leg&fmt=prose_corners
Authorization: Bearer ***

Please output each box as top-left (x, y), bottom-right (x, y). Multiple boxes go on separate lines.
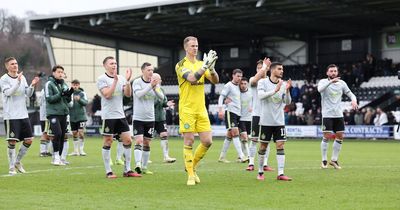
top-left (78, 126), bottom-right (86, 156)
top-left (142, 137), bottom-right (153, 174)
top-left (263, 143), bottom-right (274, 171)
top-left (114, 134), bottom-right (123, 165)
top-left (120, 124), bottom-right (141, 177)
top-left (60, 116), bottom-right (69, 165)
top-left (247, 116), bottom-right (259, 171)
top-left (48, 116), bottom-right (63, 166)
top-left (39, 121), bottom-right (48, 157)
top-left (219, 129), bottom-right (232, 163)
top-left (14, 119), bottom-right (33, 173)
top-left (183, 132), bottom-right (195, 185)
top-left (193, 131), bottom-right (213, 184)
top-left (330, 118), bottom-right (345, 169)
top-left (70, 127), bottom-right (80, 156)
top-left (219, 111), bottom-right (233, 163)
top-left (231, 127), bottom-right (246, 162)
top-left (275, 126), bottom-right (291, 181)
top-left (321, 118), bottom-right (333, 169)
top-left (257, 142), bottom-right (268, 180)
top-left (157, 121), bottom-right (176, 163)
top-left (240, 131), bottom-right (249, 159)
top-left (133, 120), bottom-right (145, 174)
top-left (101, 119), bottom-right (116, 178)
top-left (5, 120), bottom-right (18, 175)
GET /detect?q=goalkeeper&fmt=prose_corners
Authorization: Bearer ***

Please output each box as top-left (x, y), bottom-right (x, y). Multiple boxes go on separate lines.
top-left (175, 36), bottom-right (219, 186)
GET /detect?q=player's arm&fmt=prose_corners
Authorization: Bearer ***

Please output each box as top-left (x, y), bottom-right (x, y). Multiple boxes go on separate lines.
top-left (133, 79), bottom-right (153, 98)
top-left (25, 76), bottom-right (39, 97)
top-left (284, 80), bottom-right (292, 105)
top-left (78, 92), bottom-right (89, 106)
top-left (250, 58), bottom-right (271, 87)
top-left (343, 81), bottom-right (358, 110)
top-left (100, 74), bottom-right (118, 99)
top-left (317, 78), bottom-right (340, 93)
top-left (218, 84), bottom-right (230, 114)
top-left (258, 79), bottom-right (282, 99)
top-left (45, 82), bottom-right (62, 104)
top-left (123, 69), bottom-right (132, 97)
top-left (2, 73), bottom-right (23, 96)
top-left (153, 85), bottom-right (164, 100)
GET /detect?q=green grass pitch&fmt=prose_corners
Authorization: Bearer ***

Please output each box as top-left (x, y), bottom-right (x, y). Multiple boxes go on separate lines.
top-left (0, 137), bottom-right (399, 209)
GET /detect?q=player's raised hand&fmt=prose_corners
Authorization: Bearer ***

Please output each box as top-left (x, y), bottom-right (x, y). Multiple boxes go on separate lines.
top-left (286, 79), bottom-right (292, 91)
top-left (125, 68), bottom-right (132, 81)
top-left (331, 77), bottom-right (340, 83)
top-left (17, 71), bottom-right (23, 81)
top-left (112, 70), bottom-right (118, 82)
top-left (150, 77), bottom-right (158, 88)
top-left (31, 76), bottom-right (40, 86)
top-left (262, 57), bottom-right (271, 70)
top-left (275, 80), bottom-right (283, 93)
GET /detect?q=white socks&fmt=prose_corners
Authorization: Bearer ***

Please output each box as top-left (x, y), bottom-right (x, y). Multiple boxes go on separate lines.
top-left (331, 140), bottom-right (343, 161)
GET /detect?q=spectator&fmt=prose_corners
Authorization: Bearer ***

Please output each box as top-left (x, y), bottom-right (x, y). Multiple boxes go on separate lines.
top-left (354, 109), bottom-right (364, 125)
top-left (373, 107), bottom-right (388, 126)
top-left (304, 109), bottom-right (315, 125)
top-left (291, 84), bottom-right (300, 102)
top-left (364, 107), bottom-right (374, 125)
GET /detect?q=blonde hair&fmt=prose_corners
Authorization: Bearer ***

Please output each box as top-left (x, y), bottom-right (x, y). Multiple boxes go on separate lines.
top-left (183, 36), bottom-right (197, 47)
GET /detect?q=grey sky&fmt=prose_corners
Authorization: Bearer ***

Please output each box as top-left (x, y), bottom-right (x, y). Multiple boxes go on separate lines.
top-left (0, 0), bottom-right (172, 18)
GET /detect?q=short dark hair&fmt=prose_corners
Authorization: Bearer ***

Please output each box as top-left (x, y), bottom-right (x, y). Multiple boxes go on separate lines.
top-left (52, 65), bottom-right (64, 72)
top-left (71, 79), bottom-right (80, 84)
top-left (241, 77), bottom-right (248, 82)
top-left (232, 68), bottom-right (243, 75)
top-left (326, 64), bottom-right (338, 71)
top-left (4, 57), bottom-right (16, 65)
top-left (270, 62), bottom-right (283, 70)
top-left (103, 56), bottom-right (115, 65)
top-left (141, 62), bottom-right (152, 70)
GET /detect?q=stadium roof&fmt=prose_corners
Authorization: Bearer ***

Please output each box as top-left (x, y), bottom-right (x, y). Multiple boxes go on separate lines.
top-left (28, 0), bottom-right (400, 47)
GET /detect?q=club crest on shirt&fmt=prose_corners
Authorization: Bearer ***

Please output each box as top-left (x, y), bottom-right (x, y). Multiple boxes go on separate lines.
top-left (184, 123), bottom-right (190, 129)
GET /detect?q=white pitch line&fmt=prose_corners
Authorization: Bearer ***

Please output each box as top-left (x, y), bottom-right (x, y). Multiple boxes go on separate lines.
top-left (0, 165), bottom-right (102, 177)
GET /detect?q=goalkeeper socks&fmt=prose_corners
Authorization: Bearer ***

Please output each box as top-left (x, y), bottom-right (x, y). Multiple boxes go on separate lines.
top-left (232, 136), bottom-right (245, 159)
top-left (16, 142), bottom-right (30, 163)
top-left (160, 136), bottom-right (169, 159)
top-left (263, 144), bottom-right (271, 166)
top-left (249, 140), bottom-right (257, 166)
top-left (258, 150), bottom-right (266, 173)
top-left (193, 143), bottom-right (210, 169)
top-left (102, 146), bottom-right (112, 173)
top-left (183, 145), bottom-right (194, 177)
top-left (331, 140), bottom-right (343, 161)
top-left (142, 146), bottom-right (150, 169)
top-left (7, 144), bottom-right (16, 169)
top-left (116, 141), bottom-right (124, 161)
top-left (321, 138), bottom-right (329, 161)
top-left (123, 144), bottom-right (132, 172)
top-left (134, 144), bottom-right (143, 166)
top-left (277, 149), bottom-right (285, 175)
top-left (219, 137), bottom-right (231, 159)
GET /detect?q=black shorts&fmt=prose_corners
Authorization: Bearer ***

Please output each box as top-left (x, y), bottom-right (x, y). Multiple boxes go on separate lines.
top-left (259, 126), bottom-right (287, 143)
top-left (101, 118), bottom-right (130, 136)
top-left (4, 118), bottom-right (33, 141)
top-left (41, 120), bottom-right (49, 133)
top-left (322, 118), bottom-right (345, 133)
top-left (250, 116), bottom-right (260, 138)
top-left (154, 121), bottom-right (167, 134)
top-left (225, 111), bottom-right (240, 129)
top-left (239, 121), bottom-right (251, 134)
top-left (133, 120), bottom-right (155, 139)
top-left (71, 121), bottom-right (86, 131)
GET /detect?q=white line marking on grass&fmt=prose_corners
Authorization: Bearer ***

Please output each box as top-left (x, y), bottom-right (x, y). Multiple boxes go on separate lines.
top-left (0, 165), bottom-right (102, 177)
